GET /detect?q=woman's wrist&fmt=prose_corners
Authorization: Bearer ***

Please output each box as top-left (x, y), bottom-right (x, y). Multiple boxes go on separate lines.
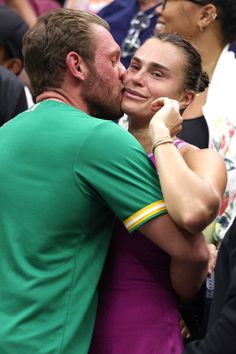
top-left (149, 123), bottom-right (171, 142)
top-left (152, 136), bottom-right (173, 153)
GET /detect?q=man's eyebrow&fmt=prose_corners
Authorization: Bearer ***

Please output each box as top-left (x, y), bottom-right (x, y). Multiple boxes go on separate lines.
top-left (108, 45), bottom-right (120, 58)
top-left (132, 56), bottom-right (170, 73)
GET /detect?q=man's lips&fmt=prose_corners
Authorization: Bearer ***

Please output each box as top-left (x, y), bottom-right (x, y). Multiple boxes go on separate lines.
top-left (124, 88), bottom-right (147, 100)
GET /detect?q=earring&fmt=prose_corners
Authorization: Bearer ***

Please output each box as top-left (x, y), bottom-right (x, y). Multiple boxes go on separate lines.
top-left (212, 13), bottom-right (218, 21)
top-left (199, 24), bottom-right (204, 32)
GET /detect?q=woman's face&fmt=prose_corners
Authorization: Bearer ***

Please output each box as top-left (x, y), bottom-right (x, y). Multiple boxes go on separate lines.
top-left (158, 1), bottom-right (202, 40)
top-left (122, 38), bottom-right (187, 122)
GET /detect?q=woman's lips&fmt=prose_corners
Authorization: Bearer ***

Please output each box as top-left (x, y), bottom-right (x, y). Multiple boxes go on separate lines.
top-left (124, 88), bottom-right (147, 100)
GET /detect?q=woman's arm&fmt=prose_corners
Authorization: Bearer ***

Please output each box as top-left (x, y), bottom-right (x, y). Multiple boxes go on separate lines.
top-left (139, 214), bottom-right (209, 301)
top-left (149, 97), bottom-right (227, 234)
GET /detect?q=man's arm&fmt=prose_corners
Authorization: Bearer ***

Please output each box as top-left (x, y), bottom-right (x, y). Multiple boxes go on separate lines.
top-left (77, 121), bottom-right (208, 301)
top-left (139, 214), bottom-right (209, 301)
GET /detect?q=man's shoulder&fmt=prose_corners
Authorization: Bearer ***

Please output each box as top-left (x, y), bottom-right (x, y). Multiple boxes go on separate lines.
top-left (84, 119), bottom-right (142, 151)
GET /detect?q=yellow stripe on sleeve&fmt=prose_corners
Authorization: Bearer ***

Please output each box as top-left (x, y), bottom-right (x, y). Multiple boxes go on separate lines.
top-left (124, 200), bottom-right (166, 232)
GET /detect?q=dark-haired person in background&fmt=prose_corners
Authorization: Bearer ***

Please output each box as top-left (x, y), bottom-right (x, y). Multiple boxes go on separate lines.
top-left (0, 66), bottom-right (28, 125)
top-left (0, 5), bottom-right (34, 106)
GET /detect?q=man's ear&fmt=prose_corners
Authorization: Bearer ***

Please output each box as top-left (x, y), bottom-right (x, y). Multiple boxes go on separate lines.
top-left (66, 51), bottom-right (88, 80)
top-left (179, 90), bottom-right (195, 111)
top-left (197, 4), bottom-right (218, 31)
top-left (4, 58), bottom-right (23, 75)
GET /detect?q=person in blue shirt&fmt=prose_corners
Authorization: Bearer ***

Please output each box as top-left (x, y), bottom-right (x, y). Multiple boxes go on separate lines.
top-left (98, 0), bottom-right (162, 67)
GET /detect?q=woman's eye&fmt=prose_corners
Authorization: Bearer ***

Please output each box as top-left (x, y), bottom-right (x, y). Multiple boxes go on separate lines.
top-left (129, 64), bottom-right (139, 71)
top-left (152, 71), bottom-right (162, 78)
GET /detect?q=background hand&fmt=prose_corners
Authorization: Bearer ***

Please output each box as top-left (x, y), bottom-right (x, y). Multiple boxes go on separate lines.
top-left (207, 243), bottom-right (218, 275)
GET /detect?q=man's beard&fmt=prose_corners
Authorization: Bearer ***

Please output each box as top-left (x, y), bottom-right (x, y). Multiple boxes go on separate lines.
top-left (82, 65), bottom-right (124, 121)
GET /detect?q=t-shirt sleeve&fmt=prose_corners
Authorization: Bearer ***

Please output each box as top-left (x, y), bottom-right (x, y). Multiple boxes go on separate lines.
top-left (74, 121), bottom-right (167, 233)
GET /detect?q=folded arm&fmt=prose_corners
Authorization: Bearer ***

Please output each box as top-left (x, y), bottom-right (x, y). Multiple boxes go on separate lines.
top-left (149, 97), bottom-right (227, 234)
top-left (138, 214), bottom-right (209, 301)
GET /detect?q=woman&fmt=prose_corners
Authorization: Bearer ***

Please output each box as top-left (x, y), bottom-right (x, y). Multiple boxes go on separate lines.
top-left (89, 33), bottom-right (226, 354)
top-left (156, 0), bottom-right (236, 243)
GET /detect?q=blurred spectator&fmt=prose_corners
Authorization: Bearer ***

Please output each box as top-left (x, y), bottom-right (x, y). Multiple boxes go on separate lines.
top-left (27, 0), bottom-right (61, 15)
top-left (0, 0), bottom-right (61, 27)
top-left (64, 0), bottom-right (112, 12)
top-left (98, 0), bottom-right (162, 67)
top-left (0, 5), bottom-right (28, 76)
top-left (0, 66), bottom-right (28, 126)
top-left (184, 217), bottom-right (236, 353)
top-left (0, 5), bottom-right (34, 106)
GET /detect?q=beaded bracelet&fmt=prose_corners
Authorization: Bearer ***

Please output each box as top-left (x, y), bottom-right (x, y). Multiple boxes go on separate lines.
top-left (152, 136), bottom-right (173, 153)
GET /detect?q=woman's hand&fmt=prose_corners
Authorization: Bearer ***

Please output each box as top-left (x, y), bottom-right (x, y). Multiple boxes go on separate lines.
top-left (149, 97), bottom-right (183, 141)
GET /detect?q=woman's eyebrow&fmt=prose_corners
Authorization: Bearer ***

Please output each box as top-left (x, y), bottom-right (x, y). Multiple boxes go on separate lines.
top-left (132, 56), bottom-right (170, 73)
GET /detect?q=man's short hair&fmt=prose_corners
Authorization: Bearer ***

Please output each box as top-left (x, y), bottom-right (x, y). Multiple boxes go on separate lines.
top-left (0, 5), bottom-right (28, 61)
top-left (22, 8), bottom-right (110, 97)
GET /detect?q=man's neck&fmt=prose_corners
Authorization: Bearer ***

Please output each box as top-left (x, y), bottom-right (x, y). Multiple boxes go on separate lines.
top-left (128, 120), bottom-right (152, 154)
top-left (36, 89), bottom-right (89, 113)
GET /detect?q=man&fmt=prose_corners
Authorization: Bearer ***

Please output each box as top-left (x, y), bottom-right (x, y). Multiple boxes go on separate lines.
top-left (0, 9), bottom-right (208, 353)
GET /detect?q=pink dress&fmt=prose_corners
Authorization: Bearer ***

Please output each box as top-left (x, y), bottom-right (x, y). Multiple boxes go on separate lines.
top-left (89, 144), bottom-right (185, 354)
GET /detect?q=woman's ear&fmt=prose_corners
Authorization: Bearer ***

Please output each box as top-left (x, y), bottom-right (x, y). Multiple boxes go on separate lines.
top-left (179, 90), bottom-right (195, 111)
top-left (197, 4), bottom-right (218, 31)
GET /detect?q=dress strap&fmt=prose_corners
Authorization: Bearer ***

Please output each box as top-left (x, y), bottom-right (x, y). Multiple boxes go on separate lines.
top-left (148, 139), bottom-right (187, 171)
top-left (173, 139), bottom-right (187, 150)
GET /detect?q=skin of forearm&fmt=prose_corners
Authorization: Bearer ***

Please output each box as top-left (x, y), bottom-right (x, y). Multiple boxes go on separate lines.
top-left (154, 144), bottom-right (220, 234)
top-left (139, 213), bottom-right (209, 301)
top-left (170, 234), bottom-right (209, 301)
top-left (149, 99), bottom-right (226, 234)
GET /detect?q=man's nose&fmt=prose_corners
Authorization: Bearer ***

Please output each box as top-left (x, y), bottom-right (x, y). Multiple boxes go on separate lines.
top-left (118, 62), bottom-right (126, 79)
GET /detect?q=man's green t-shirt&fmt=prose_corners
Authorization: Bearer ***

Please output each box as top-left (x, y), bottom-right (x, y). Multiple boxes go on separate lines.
top-left (0, 101), bottom-right (167, 353)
